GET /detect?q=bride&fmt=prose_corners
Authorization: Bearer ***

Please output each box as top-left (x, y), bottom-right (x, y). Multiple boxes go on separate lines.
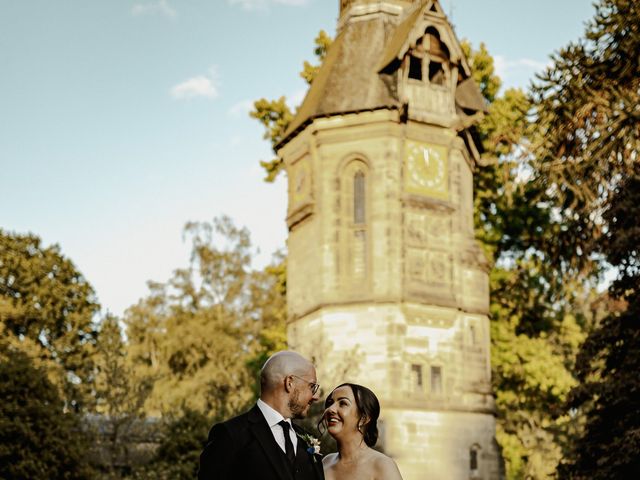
top-left (321, 383), bottom-right (403, 480)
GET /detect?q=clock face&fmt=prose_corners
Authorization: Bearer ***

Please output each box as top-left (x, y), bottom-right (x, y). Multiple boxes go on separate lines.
top-left (405, 140), bottom-right (448, 198)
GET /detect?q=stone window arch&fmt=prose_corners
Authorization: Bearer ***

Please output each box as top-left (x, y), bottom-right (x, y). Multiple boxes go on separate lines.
top-left (340, 158), bottom-right (370, 289)
top-left (470, 443), bottom-right (481, 477)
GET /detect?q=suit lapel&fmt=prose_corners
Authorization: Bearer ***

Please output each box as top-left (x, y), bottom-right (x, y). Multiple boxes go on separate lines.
top-left (293, 424), bottom-right (324, 480)
top-left (248, 406), bottom-right (294, 480)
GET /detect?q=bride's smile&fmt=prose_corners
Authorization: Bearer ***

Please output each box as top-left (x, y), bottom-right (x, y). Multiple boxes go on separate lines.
top-left (320, 383), bottom-right (403, 479)
top-left (323, 386), bottom-right (361, 436)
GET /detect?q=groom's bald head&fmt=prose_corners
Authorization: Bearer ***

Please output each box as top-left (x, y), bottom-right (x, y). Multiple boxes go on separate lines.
top-left (259, 350), bottom-right (319, 419)
top-left (260, 350), bottom-right (314, 393)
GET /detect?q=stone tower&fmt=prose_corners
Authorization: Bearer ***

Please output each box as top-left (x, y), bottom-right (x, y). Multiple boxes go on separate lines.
top-left (276, 1), bottom-right (503, 478)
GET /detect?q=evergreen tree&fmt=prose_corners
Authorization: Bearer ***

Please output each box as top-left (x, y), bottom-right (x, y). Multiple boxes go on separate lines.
top-left (0, 343), bottom-right (93, 479)
top-left (462, 41), bottom-right (592, 479)
top-left (529, 1), bottom-right (639, 475)
top-left (129, 409), bottom-right (210, 480)
top-left (560, 175), bottom-right (640, 478)
top-left (532, 0), bottom-right (639, 269)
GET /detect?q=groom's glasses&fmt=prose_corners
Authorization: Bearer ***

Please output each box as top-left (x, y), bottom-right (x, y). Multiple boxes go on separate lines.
top-left (291, 375), bottom-right (320, 395)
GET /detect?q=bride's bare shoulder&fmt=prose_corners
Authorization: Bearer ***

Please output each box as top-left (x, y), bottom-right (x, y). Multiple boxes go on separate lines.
top-left (372, 450), bottom-right (403, 479)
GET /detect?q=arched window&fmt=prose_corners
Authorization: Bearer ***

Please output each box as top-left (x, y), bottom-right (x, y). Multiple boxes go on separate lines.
top-left (470, 444), bottom-right (481, 477)
top-left (354, 171), bottom-right (366, 224)
top-left (340, 160), bottom-right (370, 289)
top-left (351, 170), bottom-right (367, 280)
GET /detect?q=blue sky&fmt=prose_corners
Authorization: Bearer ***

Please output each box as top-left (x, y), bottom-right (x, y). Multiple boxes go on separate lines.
top-left (0, 0), bottom-right (596, 316)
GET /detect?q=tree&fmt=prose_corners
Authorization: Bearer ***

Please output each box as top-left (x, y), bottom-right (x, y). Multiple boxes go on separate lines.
top-left (529, 2), bottom-right (640, 475)
top-left (244, 252), bottom-right (288, 396)
top-left (92, 315), bottom-right (156, 477)
top-left (460, 39), bottom-right (595, 479)
top-left (0, 342), bottom-right (93, 479)
top-left (125, 216), bottom-right (286, 418)
top-left (532, 0), bottom-right (639, 271)
top-left (251, 30), bottom-right (333, 182)
top-left (559, 174), bottom-right (640, 478)
top-left (129, 409), bottom-right (210, 480)
top-left (0, 229), bottom-right (100, 409)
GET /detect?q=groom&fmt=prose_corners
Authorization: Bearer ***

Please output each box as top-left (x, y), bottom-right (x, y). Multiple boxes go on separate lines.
top-left (198, 350), bottom-right (324, 480)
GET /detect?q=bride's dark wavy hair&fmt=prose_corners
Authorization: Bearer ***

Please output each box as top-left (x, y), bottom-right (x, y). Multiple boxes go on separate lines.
top-left (319, 383), bottom-right (380, 447)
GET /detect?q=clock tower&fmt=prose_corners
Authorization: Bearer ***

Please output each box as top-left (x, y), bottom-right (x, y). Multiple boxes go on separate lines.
top-left (277, 1), bottom-right (503, 478)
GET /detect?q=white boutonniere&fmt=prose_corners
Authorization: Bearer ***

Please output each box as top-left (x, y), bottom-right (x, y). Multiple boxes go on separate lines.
top-left (297, 432), bottom-right (322, 459)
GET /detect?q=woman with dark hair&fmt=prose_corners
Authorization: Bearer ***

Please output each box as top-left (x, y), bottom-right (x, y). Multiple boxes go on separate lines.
top-left (321, 383), bottom-right (403, 479)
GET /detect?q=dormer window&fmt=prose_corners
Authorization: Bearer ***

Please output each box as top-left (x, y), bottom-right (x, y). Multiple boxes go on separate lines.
top-left (397, 23), bottom-right (458, 119)
top-left (409, 55), bottom-right (423, 80)
top-left (429, 61), bottom-right (445, 85)
top-left (424, 27), bottom-right (450, 87)
top-left (404, 27), bottom-right (450, 88)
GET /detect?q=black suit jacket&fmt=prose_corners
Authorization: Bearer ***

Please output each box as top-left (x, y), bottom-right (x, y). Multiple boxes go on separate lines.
top-left (198, 405), bottom-right (324, 480)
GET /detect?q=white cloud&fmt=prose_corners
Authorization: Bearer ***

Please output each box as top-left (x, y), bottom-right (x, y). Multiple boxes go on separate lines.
top-left (170, 68), bottom-right (220, 100)
top-left (492, 55), bottom-right (552, 90)
top-left (227, 0), bottom-right (310, 12)
top-left (131, 0), bottom-right (176, 18)
top-left (494, 55), bottom-right (549, 80)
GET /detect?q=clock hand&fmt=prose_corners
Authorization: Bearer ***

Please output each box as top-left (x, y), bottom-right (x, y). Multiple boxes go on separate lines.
top-left (423, 148), bottom-right (430, 167)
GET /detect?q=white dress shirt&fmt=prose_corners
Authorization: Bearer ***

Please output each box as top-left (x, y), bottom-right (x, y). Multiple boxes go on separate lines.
top-left (257, 398), bottom-right (298, 454)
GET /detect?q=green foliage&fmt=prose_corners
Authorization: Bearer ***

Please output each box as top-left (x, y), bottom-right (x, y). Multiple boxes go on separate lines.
top-left (125, 216), bottom-right (287, 418)
top-left (250, 97), bottom-right (293, 182)
top-left (461, 41), bottom-right (502, 103)
top-left (463, 38), bottom-right (596, 478)
top-left (93, 315), bottom-right (155, 475)
top-left (531, 0), bottom-right (639, 272)
top-left (0, 343), bottom-right (93, 479)
top-left (0, 229), bottom-right (99, 410)
top-left (244, 253), bottom-right (288, 396)
top-left (252, 30), bottom-right (334, 182)
top-left (130, 409), bottom-right (210, 480)
top-left (559, 176), bottom-right (640, 479)
top-left (251, 97), bottom-right (294, 153)
top-left (527, 3), bottom-right (640, 474)
top-left (300, 30), bottom-right (333, 85)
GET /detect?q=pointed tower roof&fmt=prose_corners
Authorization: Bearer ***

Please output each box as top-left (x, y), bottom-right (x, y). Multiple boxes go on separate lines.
top-left (278, 0), bottom-right (485, 148)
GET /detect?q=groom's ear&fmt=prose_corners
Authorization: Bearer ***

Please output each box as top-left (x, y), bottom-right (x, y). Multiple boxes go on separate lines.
top-left (284, 375), bottom-right (293, 393)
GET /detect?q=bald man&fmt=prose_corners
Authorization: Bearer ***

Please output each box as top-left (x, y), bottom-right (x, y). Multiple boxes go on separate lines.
top-left (198, 351), bottom-right (324, 480)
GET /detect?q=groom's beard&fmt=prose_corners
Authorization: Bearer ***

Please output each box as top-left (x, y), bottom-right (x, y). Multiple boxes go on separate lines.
top-left (288, 389), bottom-right (309, 419)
